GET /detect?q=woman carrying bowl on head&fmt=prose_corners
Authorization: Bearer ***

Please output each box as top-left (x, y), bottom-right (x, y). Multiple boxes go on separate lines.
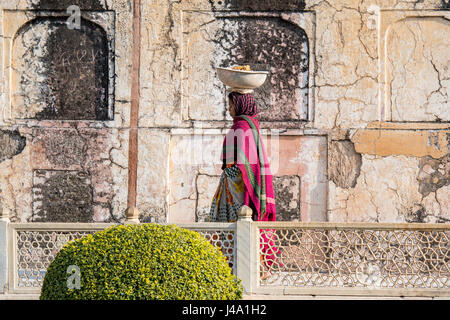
top-left (209, 65), bottom-right (280, 279)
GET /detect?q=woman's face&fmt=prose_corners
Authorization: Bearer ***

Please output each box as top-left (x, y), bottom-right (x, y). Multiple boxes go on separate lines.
top-left (228, 98), bottom-right (236, 117)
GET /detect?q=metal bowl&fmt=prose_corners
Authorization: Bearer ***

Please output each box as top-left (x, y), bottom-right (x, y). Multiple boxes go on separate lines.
top-left (216, 67), bottom-right (269, 92)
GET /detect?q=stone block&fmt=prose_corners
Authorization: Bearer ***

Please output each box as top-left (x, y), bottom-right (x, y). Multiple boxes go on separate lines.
top-left (136, 130), bottom-right (171, 223)
top-left (352, 129), bottom-right (449, 159)
top-left (31, 169), bottom-right (93, 222)
top-left (196, 174), bottom-right (220, 222)
top-left (328, 140), bottom-right (362, 189)
top-left (273, 176), bottom-right (301, 221)
top-left (0, 130), bottom-right (26, 163)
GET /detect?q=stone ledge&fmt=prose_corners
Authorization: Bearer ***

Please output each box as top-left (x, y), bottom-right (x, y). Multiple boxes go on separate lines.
top-left (0, 293), bottom-right (40, 300)
top-left (243, 294), bottom-right (448, 300)
top-left (0, 293), bottom-right (447, 300)
top-left (366, 121), bottom-right (450, 130)
top-left (351, 126), bottom-right (449, 159)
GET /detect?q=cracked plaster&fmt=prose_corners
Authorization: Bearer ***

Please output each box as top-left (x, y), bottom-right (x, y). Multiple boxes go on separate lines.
top-left (0, 0), bottom-right (448, 224)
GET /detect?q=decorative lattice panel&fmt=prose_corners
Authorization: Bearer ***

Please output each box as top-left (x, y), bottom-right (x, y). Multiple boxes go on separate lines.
top-left (14, 227), bottom-right (235, 289)
top-left (193, 229), bottom-right (235, 271)
top-left (259, 228), bottom-right (450, 289)
top-left (16, 230), bottom-right (97, 288)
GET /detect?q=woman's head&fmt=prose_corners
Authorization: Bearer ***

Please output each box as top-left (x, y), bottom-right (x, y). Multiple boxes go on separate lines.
top-left (228, 92), bottom-right (258, 117)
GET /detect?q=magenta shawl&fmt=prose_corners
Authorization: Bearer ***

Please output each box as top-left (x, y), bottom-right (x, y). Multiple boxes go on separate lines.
top-left (221, 115), bottom-right (276, 221)
top-left (221, 114), bottom-right (279, 269)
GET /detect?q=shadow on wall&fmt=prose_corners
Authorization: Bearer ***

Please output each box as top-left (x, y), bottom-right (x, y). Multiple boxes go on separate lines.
top-left (31, 0), bottom-right (105, 10)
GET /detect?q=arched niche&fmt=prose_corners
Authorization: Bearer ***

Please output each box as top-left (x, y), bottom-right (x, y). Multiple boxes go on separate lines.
top-left (182, 11), bottom-right (314, 123)
top-left (385, 16), bottom-right (449, 122)
top-left (215, 16), bottom-right (309, 122)
top-left (11, 16), bottom-right (111, 120)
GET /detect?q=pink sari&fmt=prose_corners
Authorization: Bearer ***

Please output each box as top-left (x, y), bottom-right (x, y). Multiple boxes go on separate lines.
top-left (221, 115), bottom-right (280, 268)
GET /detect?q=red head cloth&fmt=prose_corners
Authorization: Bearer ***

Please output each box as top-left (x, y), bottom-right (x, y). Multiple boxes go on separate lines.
top-left (228, 92), bottom-right (258, 117)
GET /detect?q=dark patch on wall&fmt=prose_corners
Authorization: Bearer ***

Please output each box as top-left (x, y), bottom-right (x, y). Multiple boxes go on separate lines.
top-left (404, 203), bottom-right (449, 223)
top-left (441, 1), bottom-right (450, 9)
top-left (209, 0), bottom-right (306, 11)
top-left (26, 17), bottom-right (109, 120)
top-left (417, 154), bottom-right (449, 197)
top-left (32, 170), bottom-right (93, 222)
top-left (139, 208), bottom-right (167, 224)
top-left (214, 17), bottom-right (309, 121)
top-left (273, 176), bottom-right (301, 221)
top-left (0, 130), bottom-right (27, 163)
top-left (196, 204), bottom-right (210, 223)
top-left (328, 140), bottom-right (362, 188)
top-left (39, 129), bottom-right (87, 167)
top-left (404, 204), bottom-right (426, 223)
top-left (31, 0), bottom-right (104, 10)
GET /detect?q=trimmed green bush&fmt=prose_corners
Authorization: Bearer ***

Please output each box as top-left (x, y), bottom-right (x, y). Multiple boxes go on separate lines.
top-left (40, 224), bottom-right (242, 300)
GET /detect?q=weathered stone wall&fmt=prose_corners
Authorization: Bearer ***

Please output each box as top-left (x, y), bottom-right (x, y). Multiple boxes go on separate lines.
top-left (0, 0), bottom-right (448, 223)
top-left (0, 0), bottom-right (131, 222)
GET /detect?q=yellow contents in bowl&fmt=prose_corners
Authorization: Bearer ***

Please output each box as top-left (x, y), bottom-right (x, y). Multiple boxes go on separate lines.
top-left (232, 65), bottom-right (251, 71)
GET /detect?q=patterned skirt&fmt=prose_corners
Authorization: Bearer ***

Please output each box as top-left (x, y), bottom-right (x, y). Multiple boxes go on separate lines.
top-left (209, 164), bottom-right (245, 222)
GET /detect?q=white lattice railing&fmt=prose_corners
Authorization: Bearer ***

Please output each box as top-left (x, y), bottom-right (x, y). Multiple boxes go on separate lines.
top-left (254, 222), bottom-right (450, 297)
top-left (5, 222), bottom-right (235, 294)
top-left (1, 220), bottom-right (449, 297)
top-left (173, 223), bottom-right (236, 273)
top-left (9, 223), bottom-right (108, 293)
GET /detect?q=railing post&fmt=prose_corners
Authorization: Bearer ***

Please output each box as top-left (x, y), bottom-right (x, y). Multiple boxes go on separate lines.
top-left (0, 209), bottom-right (9, 294)
top-left (124, 207), bottom-right (140, 224)
top-left (236, 205), bottom-right (257, 295)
